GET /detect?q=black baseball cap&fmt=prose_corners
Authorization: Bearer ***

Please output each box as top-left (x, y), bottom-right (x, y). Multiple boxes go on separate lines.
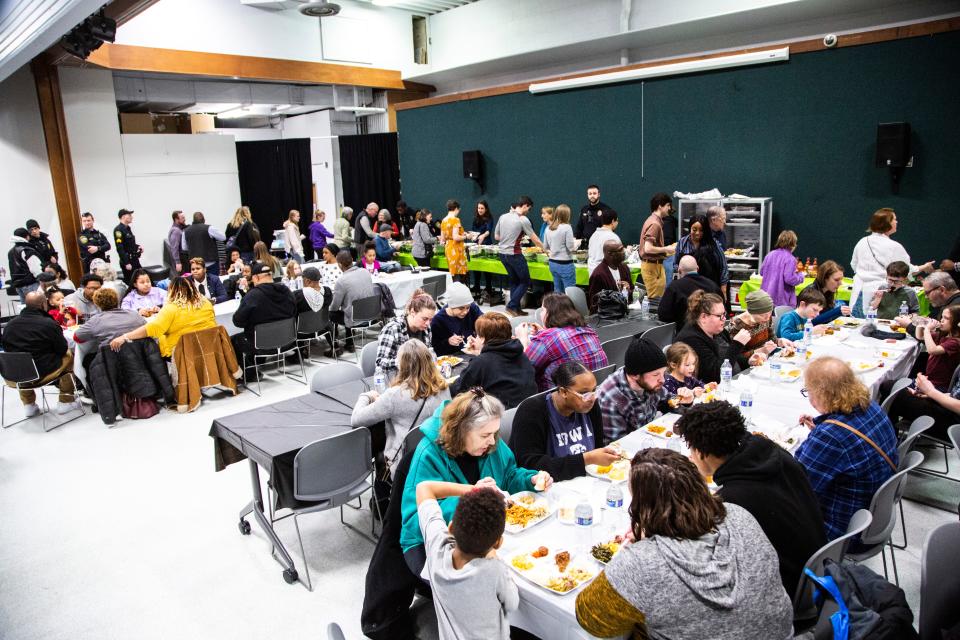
top-left (25, 219), bottom-right (40, 230)
top-left (118, 209), bottom-right (134, 218)
top-left (249, 261), bottom-right (272, 276)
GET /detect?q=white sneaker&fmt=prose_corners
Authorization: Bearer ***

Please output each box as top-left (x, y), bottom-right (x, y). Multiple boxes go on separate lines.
top-left (55, 401), bottom-right (81, 415)
top-left (24, 403), bottom-right (41, 418)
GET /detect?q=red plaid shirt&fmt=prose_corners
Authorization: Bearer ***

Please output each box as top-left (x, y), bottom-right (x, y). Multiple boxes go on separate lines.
top-left (525, 325), bottom-right (607, 391)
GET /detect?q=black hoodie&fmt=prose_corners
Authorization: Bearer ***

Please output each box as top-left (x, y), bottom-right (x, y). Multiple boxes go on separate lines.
top-left (714, 433), bottom-right (827, 597)
top-left (232, 281), bottom-right (297, 339)
top-left (451, 339), bottom-right (537, 409)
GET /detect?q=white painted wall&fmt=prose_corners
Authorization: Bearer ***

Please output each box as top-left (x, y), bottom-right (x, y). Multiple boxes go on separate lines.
top-left (0, 65), bottom-right (58, 301)
top-left (116, 0), bottom-right (421, 77)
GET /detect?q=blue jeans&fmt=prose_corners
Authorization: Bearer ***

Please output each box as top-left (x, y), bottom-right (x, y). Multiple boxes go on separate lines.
top-left (549, 260), bottom-right (577, 294)
top-left (500, 253), bottom-right (530, 311)
top-left (663, 253), bottom-right (676, 287)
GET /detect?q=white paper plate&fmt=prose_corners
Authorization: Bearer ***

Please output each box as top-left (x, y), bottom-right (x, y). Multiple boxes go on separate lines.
top-left (504, 492), bottom-right (554, 534)
top-left (585, 460), bottom-right (630, 483)
top-left (847, 360), bottom-right (880, 374)
top-left (753, 365), bottom-right (803, 383)
top-left (507, 550), bottom-right (600, 596)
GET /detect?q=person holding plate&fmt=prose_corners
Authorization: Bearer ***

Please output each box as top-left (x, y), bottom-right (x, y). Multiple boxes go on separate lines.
top-left (511, 360), bottom-right (618, 482)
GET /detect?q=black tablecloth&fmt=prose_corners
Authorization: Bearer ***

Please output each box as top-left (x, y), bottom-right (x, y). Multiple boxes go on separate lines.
top-left (210, 381), bottom-right (372, 508)
top-left (588, 313), bottom-right (663, 342)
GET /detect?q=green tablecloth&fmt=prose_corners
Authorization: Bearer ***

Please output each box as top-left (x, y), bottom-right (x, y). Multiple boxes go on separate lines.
top-left (396, 252), bottom-right (639, 287)
top-left (737, 275), bottom-right (930, 316)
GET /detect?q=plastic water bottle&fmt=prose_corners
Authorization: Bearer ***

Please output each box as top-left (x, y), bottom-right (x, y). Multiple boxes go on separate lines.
top-left (640, 295), bottom-right (650, 319)
top-left (720, 359), bottom-right (733, 396)
top-left (898, 301), bottom-right (909, 317)
top-left (575, 501), bottom-right (594, 526)
top-left (739, 388), bottom-right (754, 424)
top-left (234, 290), bottom-right (242, 301)
top-left (374, 366), bottom-right (386, 393)
top-left (866, 305), bottom-right (877, 324)
top-left (605, 483), bottom-right (623, 509)
top-left (803, 318), bottom-right (813, 349)
top-left (769, 359), bottom-right (782, 385)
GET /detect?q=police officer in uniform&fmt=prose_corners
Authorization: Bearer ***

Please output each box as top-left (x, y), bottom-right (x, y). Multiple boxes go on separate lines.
top-left (113, 208), bottom-right (142, 284)
top-left (77, 212), bottom-right (111, 272)
top-left (25, 219), bottom-right (59, 266)
top-left (575, 184), bottom-right (613, 242)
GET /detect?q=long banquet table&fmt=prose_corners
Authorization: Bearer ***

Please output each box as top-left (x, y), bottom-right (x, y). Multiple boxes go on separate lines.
top-left (501, 319), bottom-right (918, 639)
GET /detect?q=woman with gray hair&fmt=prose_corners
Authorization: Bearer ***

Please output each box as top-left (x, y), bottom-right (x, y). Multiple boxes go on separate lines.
top-left (333, 206), bottom-right (354, 255)
top-left (399, 387), bottom-right (552, 575)
top-left (90, 258), bottom-right (128, 300)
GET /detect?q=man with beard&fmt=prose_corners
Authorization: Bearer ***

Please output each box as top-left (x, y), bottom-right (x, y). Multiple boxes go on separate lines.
top-left (596, 336), bottom-right (672, 440)
top-left (575, 184), bottom-right (613, 242)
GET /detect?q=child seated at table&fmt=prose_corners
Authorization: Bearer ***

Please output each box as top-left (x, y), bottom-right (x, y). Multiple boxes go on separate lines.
top-left (359, 241), bottom-right (381, 274)
top-left (46, 288), bottom-right (78, 328)
top-left (870, 261), bottom-right (920, 320)
top-left (416, 480), bottom-right (518, 640)
top-left (662, 342), bottom-right (704, 401)
top-left (778, 288), bottom-right (828, 342)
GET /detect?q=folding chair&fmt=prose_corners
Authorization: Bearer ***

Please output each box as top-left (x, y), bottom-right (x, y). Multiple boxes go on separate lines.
top-left (600, 335), bottom-right (633, 367)
top-left (892, 415), bottom-right (935, 549)
top-left (310, 363), bottom-right (364, 393)
top-left (500, 407), bottom-right (517, 444)
top-left (243, 318), bottom-right (307, 396)
top-left (564, 286), bottom-right (589, 318)
top-left (349, 294), bottom-right (383, 352)
top-left (423, 274), bottom-right (446, 301)
top-left (0, 352), bottom-right (84, 432)
top-left (592, 363), bottom-right (618, 386)
top-left (640, 322), bottom-right (675, 352)
top-left (296, 308), bottom-right (335, 364)
top-left (772, 305), bottom-right (794, 339)
top-left (272, 428), bottom-right (379, 591)
top-left (359, 342), bottom-right (378, 378)
top-left (920, 521), bottom-right (960, 640)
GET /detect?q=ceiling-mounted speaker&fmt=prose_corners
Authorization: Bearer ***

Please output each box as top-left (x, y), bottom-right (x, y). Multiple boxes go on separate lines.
top-left (298, 1), bottom-right (341, 17)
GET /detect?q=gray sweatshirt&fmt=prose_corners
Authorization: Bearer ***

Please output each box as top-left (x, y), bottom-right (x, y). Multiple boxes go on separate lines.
top-left (603, 504), bottom-right (793, 640)
top-left (542, 223), bottom-right (576, 261)
top-left (412, 221), bottom-right (437, 259)
top-left (419, 499), bottom-right (518, 640)
top-left (351, 385), bottom-right (450, 476)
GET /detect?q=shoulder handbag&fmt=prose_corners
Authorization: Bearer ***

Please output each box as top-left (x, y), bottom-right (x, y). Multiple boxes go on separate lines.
top-left (224, 220), bottom-right (245, 252)
top-left (372, 397), bottom-right (429, 515)
top-left (823, 418), bottom-right (897, 472)
top-left (594, 289), bottom-right (628, 321)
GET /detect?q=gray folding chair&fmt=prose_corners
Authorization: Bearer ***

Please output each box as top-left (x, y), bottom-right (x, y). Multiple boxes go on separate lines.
top-left (510, 314), bottom-right (533, 333)
top-left (879, 377), bottom-right (912, 419)
top-left (243, 318), bottom-right (307, 396)
top-left (310, 363), bottom-right (364, 393)
top-left (296, 308), bottom-right (335, 364)
top-left (274, 428), bottom-right (378, 591)
top-left (600, 335), bottom-right (633, 367)
top-left (920, 521), bottom-right (960, 640)
top-left (423, 274), bottom-right (446, 301)
top-left (500, 407), bottom-right (517, 445)
top-left (845, 450), bottom-right (925, 586)
top-left (359, 342), bottom-right (378, 378)
top-left (0, 352), bottom-right (84, 432)
top-left (420, 280), bottom-right (439, 300)
top-left (772, 304), bottom-right (794, 339)
top-left (508, 389), bottom-right (553, 449)
top-left (891, 415), bottom-right (935, 549)
top-left (327, 623), bottom-right (347, 640)
top-left (793, 509), bottom-right (873, 624)
top-left (564, 286), bottom-right (589, 318)
top-left (349, 294), bottom-right (383, 351)
top-left (592, 363), bottom-right (618, 386)
top-left (640, 322), bottom-right (675, 352)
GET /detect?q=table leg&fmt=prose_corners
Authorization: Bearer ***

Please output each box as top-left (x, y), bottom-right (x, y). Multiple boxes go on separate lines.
top-left (238, 459), bottom-right (300, 585)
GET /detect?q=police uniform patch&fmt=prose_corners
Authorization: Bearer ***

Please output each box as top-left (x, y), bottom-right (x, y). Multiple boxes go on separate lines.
top-left (80, 236), bottom-right (88, 244)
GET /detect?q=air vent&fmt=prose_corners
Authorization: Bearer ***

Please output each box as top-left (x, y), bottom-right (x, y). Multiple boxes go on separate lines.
top-left (298, 1), bottom-right (341, 17)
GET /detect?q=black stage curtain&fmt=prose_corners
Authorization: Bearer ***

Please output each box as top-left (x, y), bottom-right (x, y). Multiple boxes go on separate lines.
top-left (235, 138), bottom-right (313, 251)
top-left (339, 133), bottom-right (400, 214)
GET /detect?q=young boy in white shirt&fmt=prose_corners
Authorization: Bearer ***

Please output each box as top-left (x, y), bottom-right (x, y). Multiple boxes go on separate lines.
top-left (416, 480), bottom-right (518, 640)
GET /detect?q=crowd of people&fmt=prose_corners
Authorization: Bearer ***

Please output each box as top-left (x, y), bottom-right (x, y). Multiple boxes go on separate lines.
top-left (3, 199), bottom-right (956, 640)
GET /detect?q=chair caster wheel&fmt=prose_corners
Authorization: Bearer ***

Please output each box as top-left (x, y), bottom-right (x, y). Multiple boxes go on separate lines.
top-left (238, 519), bottom-right (251, 535)
top-left (283, 568), bottom-right (298, 584)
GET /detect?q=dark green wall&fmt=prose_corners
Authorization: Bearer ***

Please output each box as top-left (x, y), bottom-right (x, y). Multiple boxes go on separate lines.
top-left (397, 31), bottom-right (959, 269)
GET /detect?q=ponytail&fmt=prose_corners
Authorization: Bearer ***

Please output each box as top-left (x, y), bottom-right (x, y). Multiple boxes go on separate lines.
top-left (686, 289), bottom-right (724, 325)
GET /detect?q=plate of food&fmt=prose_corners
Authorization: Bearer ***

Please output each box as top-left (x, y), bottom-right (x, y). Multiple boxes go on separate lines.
top-left (590, 535), bottom-right (625, 565)
top-left (508, 547), bottom-right (599, 595)
top-left (504, 492), bottom-right (554, 534)
top-left (586, 459), bottom-right (630, 483)
top-left (642, 423), bottom-right (676, 439)
top-left (847, 360), bottom-right (880, 374)
top-left (874, 348), bottom-right (899, 359)
top-left (436, 355), bottom-right (463, 368)
top-left (775, 347), bottom-right (811, 364)
top-left (754, 365), bottom-right (803, 382)
top-left (834, 318), bottom-right (864, 329)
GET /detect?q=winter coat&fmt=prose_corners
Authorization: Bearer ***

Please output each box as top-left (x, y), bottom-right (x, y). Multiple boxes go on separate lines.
top-left (88, 339), bottom-right (174, 425)
top-left (451, 339), bottom-right (537, 409)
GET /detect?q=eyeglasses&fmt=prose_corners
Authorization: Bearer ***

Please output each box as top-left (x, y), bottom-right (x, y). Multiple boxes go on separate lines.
top-left (563, 388), bottom-right (596, 402)
top-left (705, 312), bottom-right (726, 319)
top-left (886, 277), bottom-right (906, 285)
top-left (800, 388), bottom-right (809, 398)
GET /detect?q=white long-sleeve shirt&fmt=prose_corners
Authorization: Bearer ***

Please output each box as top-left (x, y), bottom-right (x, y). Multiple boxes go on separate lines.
top-left (587, 227), bottom-right (621, 274)
top-left (850, 232), bottom-right (920, 306)
top-left (283, 221), bottom-right (304, 256)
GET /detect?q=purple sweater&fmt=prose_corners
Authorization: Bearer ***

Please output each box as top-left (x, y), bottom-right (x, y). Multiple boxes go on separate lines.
top-left (309, 221), bottom-right (334, 250)
top-left (759, 248), bottom-right (805, 307)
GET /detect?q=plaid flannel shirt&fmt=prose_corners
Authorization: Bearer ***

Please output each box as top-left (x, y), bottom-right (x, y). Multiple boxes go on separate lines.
top-left (598, 367), bottom-right (668, 441)
top-left (525, 325), bottom-right (608, 391)
top-left (375, 315), bottom-right (433, 375)
top-left (794, 401), bottom-right (898, 540)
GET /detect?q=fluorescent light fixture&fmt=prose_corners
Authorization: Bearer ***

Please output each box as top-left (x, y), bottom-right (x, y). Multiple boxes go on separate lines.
top-left (528, 47), bottom-right (789, 94)
top-left (372, 0), bottom-right (398, 5)
top-left (218, 105), bottom-right (252, 119)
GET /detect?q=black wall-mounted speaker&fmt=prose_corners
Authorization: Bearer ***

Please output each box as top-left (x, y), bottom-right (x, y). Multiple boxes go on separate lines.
top-left (875, 122), bottom-right (911, 168)
top-left (463, 150), bottom-right (482, 181)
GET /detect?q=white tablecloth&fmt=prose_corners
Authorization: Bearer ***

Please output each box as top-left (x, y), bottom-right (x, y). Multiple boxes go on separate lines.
top-left (300, 262), bottom-right (453, 308)
top-left (213, 298), bottom-right (241, 336)
top-left (500, 321), bottom-right (919, 639)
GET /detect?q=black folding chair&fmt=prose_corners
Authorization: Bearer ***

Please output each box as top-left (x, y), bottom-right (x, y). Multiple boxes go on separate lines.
top-left (296, 308), bottom-right (335, 364)
top-left (0, 352), bottom-right (84, 432)
top-left (243, 318), bottom-right (307, 396)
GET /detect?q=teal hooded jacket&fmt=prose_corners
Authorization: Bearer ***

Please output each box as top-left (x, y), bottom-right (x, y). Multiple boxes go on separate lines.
top-left (399, 401), bottom-right (538, 552)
